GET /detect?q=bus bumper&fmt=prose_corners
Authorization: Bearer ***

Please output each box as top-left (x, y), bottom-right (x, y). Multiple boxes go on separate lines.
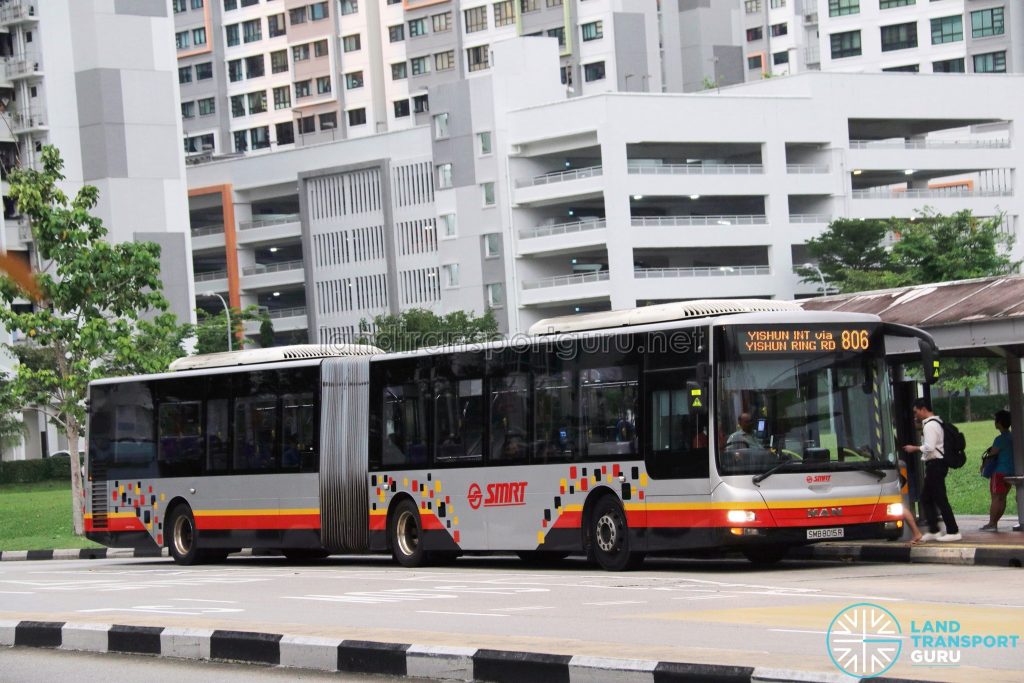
top-left (86, 531), bottom-right (161, 550)
top-left (723, 521), bottom-right (903, 546)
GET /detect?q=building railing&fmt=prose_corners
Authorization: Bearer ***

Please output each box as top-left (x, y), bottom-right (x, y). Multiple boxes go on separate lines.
top-left (522, 270), bottom-right (609, 290)
top-left (849, 139), bottom-right (1011, 150)
top-left (242, 259), bottom-right (304, 276)
top-left (9, 107), bottom-right (45, 131)
top-left (195, 270), bottom-right (228, 282)
top-left (631, 214), bottom-right (767, 227)
top-left (519, 218), bottom-right (606, 240)
top-left (634, 265), bottom-right (771, 278)
top-left (628, 163), bottom-right (764, 175)
top-left (852, 187), bottom-right (1012, 199)
top-left (267, 306), bottom-right (307, 319)
top-left (0, 2), bottom-right (37, 25)
top-left (5, 56), bottom-right (41, 79)
top-left (190, 225), bottom-right (224, 237)
top-left (517, 165), bottom-right (603, 188)
top-left (786, 164), bottom-right (830, 174)
top-left (239, 213), bottom-right (301, 230)
top-left (790, 213), bottom-right (832, 223)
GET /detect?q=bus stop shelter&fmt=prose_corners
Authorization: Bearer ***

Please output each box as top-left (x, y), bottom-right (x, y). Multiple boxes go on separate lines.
top-left (800, 274), bottom-right (1024, 531)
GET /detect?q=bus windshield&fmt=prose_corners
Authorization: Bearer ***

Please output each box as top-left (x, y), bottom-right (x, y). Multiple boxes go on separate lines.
top-left (716, 324), bottom-right (896, 476)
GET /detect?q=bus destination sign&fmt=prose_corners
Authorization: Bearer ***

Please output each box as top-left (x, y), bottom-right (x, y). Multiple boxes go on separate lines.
top-left (733, 326), bottom-right (875, 354)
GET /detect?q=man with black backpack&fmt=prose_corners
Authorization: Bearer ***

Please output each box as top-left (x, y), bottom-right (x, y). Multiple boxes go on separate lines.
top-left (902, 398), bottom-right (962, 542)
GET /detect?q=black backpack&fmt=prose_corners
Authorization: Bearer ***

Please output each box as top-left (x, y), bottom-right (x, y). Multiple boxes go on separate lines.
top-left (931, 418), bottom-right (967, 469)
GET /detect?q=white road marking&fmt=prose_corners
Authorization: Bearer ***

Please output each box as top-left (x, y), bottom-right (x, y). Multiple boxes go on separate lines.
top-left (489, 606), bottom-right (554, 612)
top-left (0, 591), bottom-right (34, 594)
top-left (77, 605), bottom-right (244, 616)
top-left (772, 628), bottom-right (908, 639)
top-left (417, 610), bottom-right (508, 618)
top-left (583, 600), bottom-right (646, 606)
top-left (170, 598), bottom-right (238, 603)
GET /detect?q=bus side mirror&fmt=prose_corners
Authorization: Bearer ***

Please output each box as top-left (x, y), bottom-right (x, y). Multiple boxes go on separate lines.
top-left (686, 380), bottom-right (707, 415)
top-left (919, 339), bottom-right (940, 385)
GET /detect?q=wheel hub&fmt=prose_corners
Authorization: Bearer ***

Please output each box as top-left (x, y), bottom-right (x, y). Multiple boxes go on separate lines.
top-left (596, 513), bottom-right (618, 552)
top-left (173, 515), bottom-right (193, 557)
top-left (396, 510), bottom-right (419, 557)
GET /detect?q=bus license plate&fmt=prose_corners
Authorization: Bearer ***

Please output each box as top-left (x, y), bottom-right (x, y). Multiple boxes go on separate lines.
top-left (807, 527), bottom-right (844, 540)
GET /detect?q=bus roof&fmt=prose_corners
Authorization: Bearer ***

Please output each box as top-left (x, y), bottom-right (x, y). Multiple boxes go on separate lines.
top-left (167, 343), bottom-right (383, 372)
top-left (528, 299), bottom-right (803, 336)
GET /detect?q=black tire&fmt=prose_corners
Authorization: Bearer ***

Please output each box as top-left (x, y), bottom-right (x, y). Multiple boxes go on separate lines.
top-left (517, 551), bottom-right (569, 565)
top-left (389, 499), bottom-right (428, 567)
top-left (589, 496), bottom-right (644, 571)
top-left (742, 545), bottom-right (789, 565)
top-left (167, 505), bottom-right (203, 565)
top-left (282, 549), bottom-right (331, 561)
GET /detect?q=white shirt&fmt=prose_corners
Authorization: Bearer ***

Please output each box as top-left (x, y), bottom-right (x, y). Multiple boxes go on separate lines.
top-left (920, 416), bottom-right (944, 462)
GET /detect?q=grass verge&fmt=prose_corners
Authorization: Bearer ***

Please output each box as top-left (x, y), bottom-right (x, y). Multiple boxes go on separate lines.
top-left (947, 420), bottom-right (1018, 518)
top-left (0, 480), bottom-right (102, 551)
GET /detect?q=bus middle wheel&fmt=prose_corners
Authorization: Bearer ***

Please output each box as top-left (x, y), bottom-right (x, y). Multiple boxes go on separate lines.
top-left (167, 504), bottom-right (203, 565)
top-left (389, 498), bottom-right (428, 568)
top-left (589, 496), bottom-right (644, 571)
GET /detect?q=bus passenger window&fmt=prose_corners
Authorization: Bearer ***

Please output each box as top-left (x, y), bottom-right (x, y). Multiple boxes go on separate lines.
top-left (282, 393), bottom-right (316, 471)
top-left (489, 374), bottom-right (529, 464)
top-left (206, 399), bottom-right (229, 473)
top-left (435, 379), bottom-right (483, 464)
top-left (534, 371), bottom-right (576, 463)
top-left (157, 401), bottom-right (203, 477)
top-left (383, 384), bottom-right (428, 468)
top-left (234, 397), bottom-right (277, 471)
top-left (581, 367), bottom-right (638, 459)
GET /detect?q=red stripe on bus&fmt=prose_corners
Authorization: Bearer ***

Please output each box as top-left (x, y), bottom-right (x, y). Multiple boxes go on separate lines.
top-left (85, 517), bottom-right (146, 533)
top-left (548, 503), bottom-right (896, 530)
top-left (194, 513), bottom-right (321, 531)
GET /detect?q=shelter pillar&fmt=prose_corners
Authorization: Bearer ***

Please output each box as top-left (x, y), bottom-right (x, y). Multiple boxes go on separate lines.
top-left (1005, 355), bottom-right (1024, 530)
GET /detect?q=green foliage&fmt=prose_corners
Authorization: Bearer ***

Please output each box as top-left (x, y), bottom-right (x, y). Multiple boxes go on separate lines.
top-left (359, 308), bottom-right (500, 352)
top-left (0, 457), bottom-right (70, 485)
top-left (945, 420), bottom-right (1018, 517)
top-left (701, 76), bottom-right (719, 90)
top-left (802, 210), bottom-right (1019, 294)
top-left (0, 145), bottom-right (190, 533)
top-left (259, 313), bottom-right (275, 348)
top-left (194, 305), bottom-right (266, 353)
top-left (936, 393), bottom-right (1008, 424)
top-left (0, 480), bottom-right (103, 550)
top-left (0, 373), bottom-right (26, 450)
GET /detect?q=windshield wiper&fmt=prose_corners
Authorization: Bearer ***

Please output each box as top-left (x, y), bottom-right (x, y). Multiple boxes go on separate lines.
top-left (752, 459), bottom-right (795, 486)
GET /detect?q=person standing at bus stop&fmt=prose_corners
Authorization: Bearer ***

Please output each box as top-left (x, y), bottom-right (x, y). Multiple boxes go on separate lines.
top-left (902, 398), bottom-right (961, 542)
top-left (981, 410), bottom-right (1014, 531)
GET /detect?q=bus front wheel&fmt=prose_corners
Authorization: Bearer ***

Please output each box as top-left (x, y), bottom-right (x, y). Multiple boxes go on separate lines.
top-left (389, 499), bottom-right (428, 568)
top-left (167, 505), bottom-right (203, 565)
top-left (589, 497), bottom-right (644, 571)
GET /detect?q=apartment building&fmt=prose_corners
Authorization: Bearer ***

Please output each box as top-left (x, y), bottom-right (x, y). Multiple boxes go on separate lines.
top-left (184, 38), bottom-right (1023, 341)
top-left (0, 0), bottom-right (192, 460)
top-left (736, 0), bottom-right (1022, 81)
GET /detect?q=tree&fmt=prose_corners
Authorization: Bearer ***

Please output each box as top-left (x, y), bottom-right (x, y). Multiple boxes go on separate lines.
top-left (359, 308), bottom-right (500, 352)
top-left (0, 146), bottom-right (189, 535)
top-left (801, 210), bottom-right (1018, 294)
top-left (0, 373), bottom-right (26, 452)
top-left (259, 312), bottom-right (276, 348)
top-left (193, 305), bottom-right (266, 354)
top-left (936, 357), bottom-right (993, 422)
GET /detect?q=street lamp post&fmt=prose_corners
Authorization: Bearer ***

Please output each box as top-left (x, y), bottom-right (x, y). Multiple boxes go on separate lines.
top-left (802, 262), bottom-right (828, 295)
top-left (198, 292), bottom-right (232, 352)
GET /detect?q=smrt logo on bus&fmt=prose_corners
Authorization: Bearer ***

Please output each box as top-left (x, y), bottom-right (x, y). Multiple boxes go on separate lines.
top-left (467, 482), bottom-right (528, 510)
top-left (806, 474), bottom-right (832, 484)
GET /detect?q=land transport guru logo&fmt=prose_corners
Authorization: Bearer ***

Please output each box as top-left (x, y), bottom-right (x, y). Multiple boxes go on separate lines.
top-left (826, 603), bottom-right (1021, 678)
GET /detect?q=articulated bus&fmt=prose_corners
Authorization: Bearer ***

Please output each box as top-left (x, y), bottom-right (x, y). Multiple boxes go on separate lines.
top-left (85, 300), bottom-right (936, 570)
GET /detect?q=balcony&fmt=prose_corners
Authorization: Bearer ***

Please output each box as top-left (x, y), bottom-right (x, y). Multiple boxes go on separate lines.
top-left (790, 214), bottom-right (831, 224)
top-left (190, 225), bottom-right (225, 252)
top-left (517, 219), bottom-right (608, 256)
top-left (517, 165), bottom-right (603, 188)
top-left (237, 213), bottom-right (302, 244)
top-left (194, 270), bottom-right (229, 295)
top-left (631, 215), bottom-right (767, 228)
top-left (627, 163), bottom-right (764, 176)
top-left (519, 270), bottom-right (611, 307)
top-left (849, 139), bottom-right (1010, 151)
top-left (522, 270), bottom-right (609, 290)
top-left (852, 187), bottom-right (1011, 200)
top-left (10, 108), bottom-right (46, 133)
top-left (241, 259), bottom-right (305, 290)
top-left (191, 225), bottom-right (224, 237)
top-left (633, 265), bottom-right (770, 279)
top-left (243, 306), bottom-right (308, 334)
top-left (6, 55), bottom-right (41, 80)
top-left (786, 164), bottom-right (830, 174)
top-left (519, 218), bottom-right (606, 240)
top-left (0, 2), bottom-right (38, 27)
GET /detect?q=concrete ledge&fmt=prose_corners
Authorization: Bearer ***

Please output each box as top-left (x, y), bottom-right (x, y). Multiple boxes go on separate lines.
top-left (0, 619), bottom-right (19, 646)
top-left (160, 627), bottom-right (213, 660)
top-left (108, 624), bottom-right (163, 655)
top-left (279, 634), bottom-right (342, 672)
top-left (338, 639), bottom-right (410, 676)
top-left (473, 648), bottom-right (573, 682)
top-left (569, 654), bottom-right (658, 683)
top-left (61, 622), bottom-right (110, 653)
top-left (210, 629), bottom-right (282, 665)
top-left (15, 621), bottom-right (64, 648)
top-left (406, 644), bottom-right (476, 681)
top-left (653, 661), bottom-right (754, 682)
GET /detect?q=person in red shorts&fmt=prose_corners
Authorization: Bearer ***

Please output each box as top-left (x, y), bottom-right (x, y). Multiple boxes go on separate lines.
top-left (981, 410), bottom-right (1014, 531)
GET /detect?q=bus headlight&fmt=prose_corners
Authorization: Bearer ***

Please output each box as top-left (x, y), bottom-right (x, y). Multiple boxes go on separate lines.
top-left (727, 510), bottom-right (757, 523)
top-left (886, 503), bottom-right (903, 518)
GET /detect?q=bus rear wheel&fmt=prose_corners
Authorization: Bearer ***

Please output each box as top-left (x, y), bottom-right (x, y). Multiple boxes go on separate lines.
top-left (167, 505), bottom-right (203, 566)
top-left (589, 497), bottom-right (644, 571)
top-left (389, 499), bottom-right (428, 568)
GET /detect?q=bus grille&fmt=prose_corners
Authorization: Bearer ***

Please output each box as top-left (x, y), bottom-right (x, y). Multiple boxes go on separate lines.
top-left (90, 466), bottom-right (109, 530)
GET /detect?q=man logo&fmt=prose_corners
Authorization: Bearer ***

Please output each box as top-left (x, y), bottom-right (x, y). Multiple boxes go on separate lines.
top-left (467, 483), bottom-right (483, 510)
top-left (808, 507), bottom-right (843, 518)
top-left (827, 602), bottom-right (902, 678)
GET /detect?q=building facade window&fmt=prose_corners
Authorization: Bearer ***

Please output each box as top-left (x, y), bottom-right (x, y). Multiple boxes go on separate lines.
top-left (465, 6), bottom-right (487, 33)
top-left (244, 54), bottom-right (264, 78)
top-left (271, 50), bottom-right (288, 73)
top-left (521, 0), bottom-right (538, 12)
top-left (879, 0), bottom-right (914, 8)
top-left (547, 26), bottom-right (565, 48)
top-left (320, 112), bottom-right (337, 130)
top-left (413, 94), bottom-right (429, 113)
top-left (773, 51), bottom-right (789, 65)
top-left (828, 0), bottom-right (858, 17)
top-left (411, 56), bottom-right (430, 75)
top-left (443, 264), bottom-right (460, 288)
top-left (181, 101), bottom-right (195, 119)
top-left (310, 1), bottom-right (328, 20)
top-left (882, 64), bottom-right (919, 72)
top-left (192, 0), bottom-right (204, 7)
top-left (439, 213), bottom-right (456, 237)
top-left (394, 99), bottom-right (410, 118)
top-left (484, 233), bottom-right (500, 258)
top-left (289, 7), bottom-right (306, 24)
top-left (434, 50), bottom-right (455, 71)
top-left (247, 90), bottom-right (267, 114)
top-left (178, 65), bottom-right (192, 83)
top-left (581, 21), bottom-right (603, 42)
top-left (298, 116), bottom-right (315, 134)
top-left (433, 112), bottom-right (449, 139)
top-left (192, 28), bottom-right (207, 46)
top-left (231, 94), bottom-right (245, 117)
top-left (409, 18), bottom-right (427, 37)
top-left (273, 85), bottom-right (291, 109)
top-left (317, 75), bottom-right (333, 94)
top-left (437, 163), bottom-right (453, 189)
top-left (391, 62), bottom-right (407, 79)
top-left (830, 30), bottom-right (862, 59)
top-left (481, 182), bottom-right (496, 206)
top-left (973, 50), bottom-right (1006, 73)
top-left (314, 39), bottom-right (329, 57)
top-left (389, 25), bottom-right (404, 42)
top-left (250, 126), bottom-right (270, 150)
top-left (931, 15), bottom-right (962, 44)
top-left (340, 0), bottom-right (358, 15)
top-left (343, 34), bottom-right (361, 52)
top-left (293, 44), bottom-right (310, 61)
top-left (478, 131), bottom-right (492, 155)
top-left (746, 27), bottom-right (762, 42)
top-left (184, 133), bottom-right (215, 154)
top-left (268, 14), bottom-right (286, 37)
top-left (744, 0), bottom-right (761, 13)
top-left (198, 97), bottom-right (216, 115)
top-left (432, 12), bottom-right (452, 32)
top-left (348, 108), bottom-right (366, 126)
top-left (276, 121), bottom-right (294, 145)
top-left (242, 18), bottom-right (262, 43)
top-left (932, 57), bottom-right (965, 73)
top-left (195, 62), bottom-right (213, 79)
top-left (486, 283), bottom-right (504, 308)
top-left (493, 1), bottom-right (514, 27)
top-left (173, 0), bottom-right (187, 13)
top-left (294, 79), bottom-right (311, 98)
top-left (228, 59), bottom-right (243, 81)
top-left (747, 54), bottom-right (762, 70)
top-left (467, 46), bottom-right (490, 72)
top-left (769, 0), bottom-right (784, 7)
top-left (971, 8), bottom-right (1004, 38)
top-left (770, 22), bottom-right (787, 37)
top-left (344, 72), bottom-right (361, 89)
top-left (223, 0), bottom-right (237, 9)
top-left (583, 61), bottom-right (605, 81)
top-left (880, 22), bottom-right (918, 52)
top-left (175, 31), bottom-right (190, 50)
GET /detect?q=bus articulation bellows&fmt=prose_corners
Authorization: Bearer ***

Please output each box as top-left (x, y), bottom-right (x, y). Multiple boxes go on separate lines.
top-left (85, 300), bottom-right (933, 570)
